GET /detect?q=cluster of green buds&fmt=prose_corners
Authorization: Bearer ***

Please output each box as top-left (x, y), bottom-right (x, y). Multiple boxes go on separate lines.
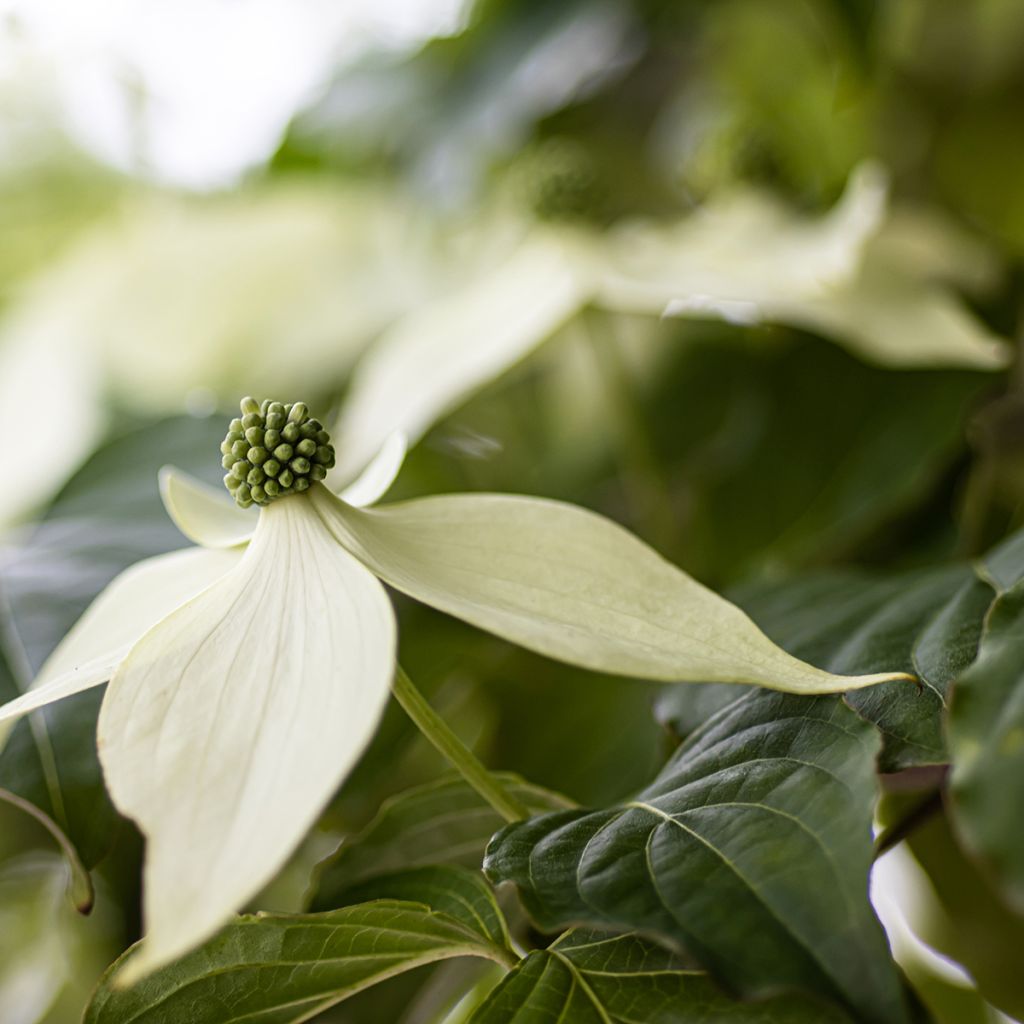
top-left (221, 397), bottom-right (336, 508)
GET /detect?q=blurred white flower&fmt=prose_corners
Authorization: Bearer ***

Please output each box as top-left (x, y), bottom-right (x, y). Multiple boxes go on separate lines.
top-left (333, 163), bottom-right (1010, 480)
top-left (0, 181), bottom-right (442, 529)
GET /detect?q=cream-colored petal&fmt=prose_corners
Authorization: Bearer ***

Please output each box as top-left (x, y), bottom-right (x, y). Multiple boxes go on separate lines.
top-left (0, 672), bottom-right (109, 732)
top-left (36, 547), bottom-right (243, 690)
top-left (312, 485), bottom-right (907, 695)
top-left (159, 466), bottom-right (257, 548)
top-left (331, 230), bottom-right (595, 482)
top-left (99, 494), bottom-right (396, 981)
top-left (0, 547), bottom-right (241, 745)
top-left (0, 322), bottom-right (105, 533)
top-left (337, 431), bottom-right (408, 508)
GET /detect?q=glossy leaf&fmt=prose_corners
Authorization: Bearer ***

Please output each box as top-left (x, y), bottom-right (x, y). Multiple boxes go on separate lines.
top-left (949, 579), bottom-right (1024, 911)
top-left (313, 774), bottom-right (572, 909)
top-left (486, 690), bottom-right (909, 1023)
top-left (469, 931), bottom-right (853, 1024)
top-left (656, 556), bottom-right (1005, 771)
top-left (85, 867), bottom-right (516, 1024)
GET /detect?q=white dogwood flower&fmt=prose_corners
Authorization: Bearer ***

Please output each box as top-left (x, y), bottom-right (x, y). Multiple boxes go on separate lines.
top-left (0, 398), bottom-right (907, 983)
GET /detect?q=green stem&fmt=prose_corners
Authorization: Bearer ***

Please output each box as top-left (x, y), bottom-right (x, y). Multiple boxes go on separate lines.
top-left (392, 666), bottom-right (529, 824)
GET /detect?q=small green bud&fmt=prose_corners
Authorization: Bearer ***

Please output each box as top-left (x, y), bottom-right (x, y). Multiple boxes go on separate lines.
top-left (220, 397), bottom-right (336, 507)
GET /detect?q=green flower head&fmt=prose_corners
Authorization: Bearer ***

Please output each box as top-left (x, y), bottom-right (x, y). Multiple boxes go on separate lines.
top-left (221, 396), bottom-right (336, 508)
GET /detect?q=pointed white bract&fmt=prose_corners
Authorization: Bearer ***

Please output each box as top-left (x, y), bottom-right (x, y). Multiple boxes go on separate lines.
top-left (335, 431), bottom-right (409, 508)
top-left (99, 496), bottom-right (396, 981)
top-left (159, 469), bottom-right (258, 548)
top-left (311, 487), bottom-right (907, 693)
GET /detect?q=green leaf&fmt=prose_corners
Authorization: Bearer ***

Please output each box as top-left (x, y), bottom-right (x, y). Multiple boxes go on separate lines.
top-left (468, 931), bottom-right (854, 1024)
top-left (657, 562), bottom-right (997, 771)
top-left (338, 866), bottom-right (511, 950)
top-left (313, 774), bottom-right (572, 910)
top-left (485, 690), bottom-right (910, 1023)
top-left (85, 867), bottom-right (516, 1024)
top-left (0, 414), bottom-right (225, 867)
top-left (949, 578), bottom-right (1024, 911)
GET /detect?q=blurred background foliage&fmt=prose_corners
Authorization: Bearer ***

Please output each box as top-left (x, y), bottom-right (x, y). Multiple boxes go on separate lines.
top-left (2, 0), bottom-right (1024, 1020)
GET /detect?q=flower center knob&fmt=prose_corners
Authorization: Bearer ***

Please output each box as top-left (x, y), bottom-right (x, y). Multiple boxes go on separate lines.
top-left (221, 397), bottom-right (336, 508)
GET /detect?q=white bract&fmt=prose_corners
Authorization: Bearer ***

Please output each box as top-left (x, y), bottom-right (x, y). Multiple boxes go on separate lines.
top-left (0, 426), bottom-right (908, 983)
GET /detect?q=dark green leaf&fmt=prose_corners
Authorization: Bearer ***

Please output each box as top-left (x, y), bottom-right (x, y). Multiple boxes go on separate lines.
top-left (469, 931), bottom-right (853, 1024)
top-left (949, 579), bottom-right (1024, 911)
top-left (313, 773), bottom-right (572, 909)
top-left (340, 866), bottom-right (512, 949)
top-left (658, 564), bottom-right (995, 771)
top-left (86, 867), bottom-right (516, 1024)
top-left (486, 690), bottom-right (909, 1023)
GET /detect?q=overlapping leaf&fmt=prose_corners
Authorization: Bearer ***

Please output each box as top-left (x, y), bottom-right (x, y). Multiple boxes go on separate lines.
top-left (949, 579), bottom-right (1024, 911)
top-left (486, 690), bottom-right (909, 1023)
top-left (657, 534), bottom-right (1024, 772)
top-left (85, 867), bottom-right (516, 1024)
top-left (313, 774), bottom-right (572, 909)
top-left (469, 932), bottom-right (853, 1024)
